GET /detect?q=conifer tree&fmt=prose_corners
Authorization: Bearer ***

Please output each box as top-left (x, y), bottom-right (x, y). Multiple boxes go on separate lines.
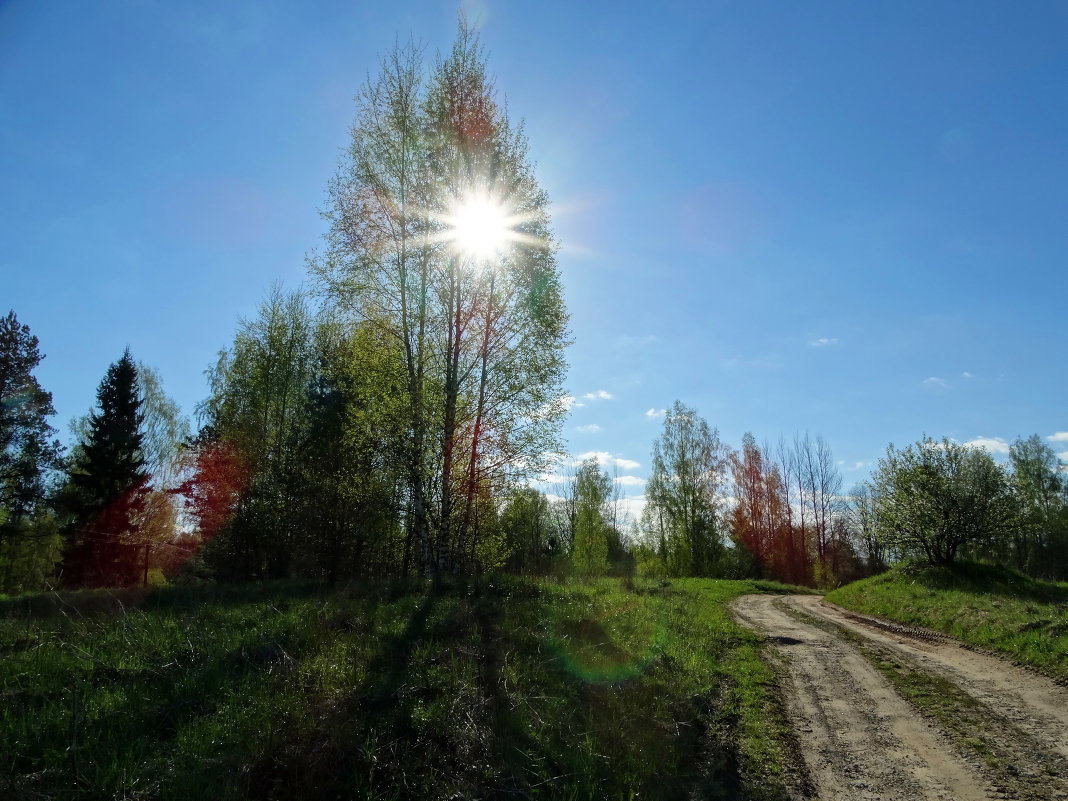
top-left (63, 349), bottom-right (151, 585)
top-left (0, 311), bottom-right (64, 592)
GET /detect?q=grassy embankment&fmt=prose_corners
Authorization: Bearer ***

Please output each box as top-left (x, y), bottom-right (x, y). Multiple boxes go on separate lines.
top-left (2, 577), bottom-right (806, 801)
top-left (826, 561), bottom-right (1068, 680)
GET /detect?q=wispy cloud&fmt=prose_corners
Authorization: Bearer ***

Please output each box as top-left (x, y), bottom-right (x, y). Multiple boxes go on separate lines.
top-left (964, 436), bottom-right (1011, 455)
top-left (1048, 432), bottom-right (1068, 443)
top-left (961, 371), bottom-right (973, 379)
top-left (574, 451), bottom-right (641, 470)
top-left (582, 389), bottom-right (613, 401)
top-left (575, 423), bottom-right (602, 433)
top-left (922, 376), bottom-right (949, 390)
top-left (1058, 451), bottom-right (1068, 463)
top-left (614, 475), bottom-right (645, 487)
top-left (808, 337), bottom-right (838, 348)
top-left (616, 334), bottom-right (660, 347)
top-left (838, 459), bottom-right (868, 471)
top-left (719, 354), bottom-right (780, 369)
top-left (645, 407), bottom-right (666, 419)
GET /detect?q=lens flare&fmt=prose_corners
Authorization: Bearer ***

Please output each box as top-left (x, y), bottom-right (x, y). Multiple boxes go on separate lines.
top-left (551, 607), bottom-right (666, 684)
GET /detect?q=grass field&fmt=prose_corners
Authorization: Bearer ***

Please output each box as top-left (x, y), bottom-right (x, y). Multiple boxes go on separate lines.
top-left (826, 561), bottom-right (1068, 680)
top-left (1, 577), bottom-right (805, 801)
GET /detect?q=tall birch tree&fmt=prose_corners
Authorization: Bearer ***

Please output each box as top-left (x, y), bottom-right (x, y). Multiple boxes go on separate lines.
top-left (315, 22), bottom-right (568, 576)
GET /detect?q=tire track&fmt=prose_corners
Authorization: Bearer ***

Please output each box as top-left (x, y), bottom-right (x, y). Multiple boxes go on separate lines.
top-left (799, 595), bottom-right (1068, 764)
top-left (731, 594), bottom-right (994, 801)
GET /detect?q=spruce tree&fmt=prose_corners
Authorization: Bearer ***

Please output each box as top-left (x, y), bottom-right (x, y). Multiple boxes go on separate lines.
top-left (0, 311), bottom-right (64, 591)
top-left (64, 349), bottom-right (150, 585)
top-left (0, 311), bottom-right (62, 517)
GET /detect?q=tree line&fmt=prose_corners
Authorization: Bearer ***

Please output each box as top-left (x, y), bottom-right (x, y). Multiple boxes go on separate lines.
top-left (626, 403), bottom-right (1068, 585)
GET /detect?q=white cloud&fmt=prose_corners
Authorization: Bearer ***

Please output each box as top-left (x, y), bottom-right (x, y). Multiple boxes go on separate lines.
top-left (645, 408), bottom-right (666, 419)
top-left (1047, 432), bottom-right (1068, 443)
top-left (574, 450), bottom-right (612, 466)
top-left (614, 475), bottom-right (646, 487)
top-left (964, 436), bottom-right (1011, 455)
top-left (808, 337), bottom-right (838, 347)
top-left (1058, 451), bottom-right (1068, 463)
top-left (574, 451), bottom-right (641, 471)
top-left (617, 495), bottom-right (648, 525)
top-left (582, 389), bottom-right (614, 401)
top-left (575, 423), bottom-right (602, 433)
top-left (961, 371), bottom-right (973, 379)
top-left (923, 376), bottom-right (949, 390)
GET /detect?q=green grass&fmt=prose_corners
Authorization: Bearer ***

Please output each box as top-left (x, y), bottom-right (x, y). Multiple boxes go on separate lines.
top-left (1, 577), bottom-right (805, 800)
top-left (826, 561), bottom-right (1068, 680)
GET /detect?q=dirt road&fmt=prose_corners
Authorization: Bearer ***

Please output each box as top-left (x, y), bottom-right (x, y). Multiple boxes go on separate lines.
top-left (730, 594), bottom-right (1068, 801)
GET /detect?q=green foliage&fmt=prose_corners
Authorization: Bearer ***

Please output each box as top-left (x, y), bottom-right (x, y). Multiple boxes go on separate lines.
top-left (186, 290), bottom-right (408, 583)
top-left (869, 436), bottom-right (1018, 566)
top-left (499, 486), bottom-right (555, 574)
top-left (646, 401), bottom-right (729, 577)
top-left (1007, 435), bottom-right (1068, 579)
top-left (314, 21), bottom-right (569, 577)
top-left (290, 318), bottom-right (408, 581)
top-left (0, 513), bottom-right (62, 594)
top-left (827, 560), bottom-right (1068, 679)
top-left (1, 577), bottom-right (805, 800)
top-left (571, 457), bottom-right (610, 576)
top-left (0, 311), bottom-right (64, 593)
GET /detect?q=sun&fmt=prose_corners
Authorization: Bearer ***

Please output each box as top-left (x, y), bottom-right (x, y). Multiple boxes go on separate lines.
top-left (446, 192), bottom-right (514, 262)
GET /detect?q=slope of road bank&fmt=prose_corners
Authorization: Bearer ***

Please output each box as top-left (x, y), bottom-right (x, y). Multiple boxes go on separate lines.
top-left (731, 594), bottom-right (1068, 801)
top-left (826, 562), bottom-right (1068, 681)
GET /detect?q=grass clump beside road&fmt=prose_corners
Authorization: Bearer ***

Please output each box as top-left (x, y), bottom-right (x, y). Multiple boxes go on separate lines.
top-left (1, 577), bottom-right (804, 801)
top-left (826, 560), bottom-right (1068, 680)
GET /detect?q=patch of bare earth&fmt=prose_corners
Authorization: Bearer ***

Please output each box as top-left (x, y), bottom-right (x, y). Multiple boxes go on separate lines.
top-left (802, 595), bottom-right (1068, 763)
top-left (731, 594), bottom-right (992, 800)
top-left (733, 593), bottom-right (1068, 801)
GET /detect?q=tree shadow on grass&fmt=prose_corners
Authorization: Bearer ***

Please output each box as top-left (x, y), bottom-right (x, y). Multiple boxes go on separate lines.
top-left (474, 586), bottom-right (746, 801)
top-left (5, 603), bottom-right (319, 801)
top-left (0, 579), bottom-right (327, 620)
top-left (241, 582), bottom-right (449, 799)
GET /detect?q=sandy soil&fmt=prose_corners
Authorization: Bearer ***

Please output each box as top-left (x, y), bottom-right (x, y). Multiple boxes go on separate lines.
top-left (730, 594), bottom-right (1065, 801)
top-left (803, 595), bottom-right (1068, 764)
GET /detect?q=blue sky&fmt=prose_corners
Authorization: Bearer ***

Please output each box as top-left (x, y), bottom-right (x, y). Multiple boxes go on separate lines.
top-left (3, 0), bottom-right (1067, 515)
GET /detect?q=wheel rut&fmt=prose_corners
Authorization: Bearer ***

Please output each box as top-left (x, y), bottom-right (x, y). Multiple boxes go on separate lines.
top-left (729, 593), bottom-right (1057, 801)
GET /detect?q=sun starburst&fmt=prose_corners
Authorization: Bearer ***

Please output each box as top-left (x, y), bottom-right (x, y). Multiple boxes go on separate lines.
top-left (442, 190), bottom-right (540, 264)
